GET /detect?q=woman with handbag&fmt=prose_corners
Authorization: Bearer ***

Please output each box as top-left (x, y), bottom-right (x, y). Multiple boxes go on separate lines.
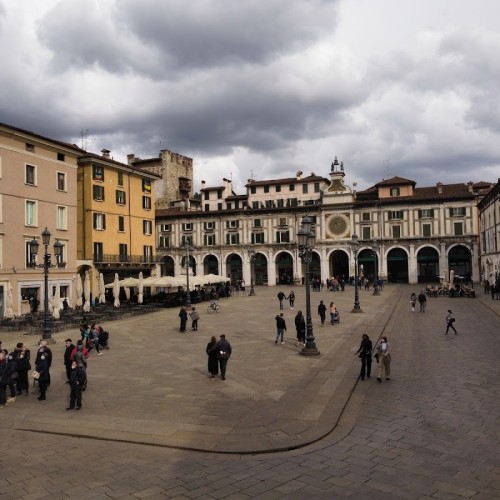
top-left (376, 336), bottom-right (391, 382)
top-left (35, 347), bottom-right (50, 401)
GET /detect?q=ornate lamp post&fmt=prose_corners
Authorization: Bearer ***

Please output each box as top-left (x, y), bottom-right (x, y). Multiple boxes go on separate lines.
top-left (29, 228), bottom-right (63, 340)
top-left (247, 248), bottom-right (256, 296)
top-left (372, 239), bottom-right (380, 296)
top-left (350, 233), bottom-right (363, 313)
top-left (182, 241), bottom-right (194, 309)
top-left (297, 216), bottom-right (320, 356)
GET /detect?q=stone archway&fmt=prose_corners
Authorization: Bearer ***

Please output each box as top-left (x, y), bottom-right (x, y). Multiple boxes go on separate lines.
top-left (225, 253), bottom-right (242, 282)
top-left (181, 255), bottom-right (197, 276)
top-left (161, 256), bottom-right (175, 276)
top-left (448, 245), bottom-right (472, 279)
top-left (357, 249), bottom-right (376, 281)
top-left (417, 247), bottom-right (440, 283)
top-left (387, 248), bottom-right (409, 283)
top-left (329, 250), bottom-right (349, 280)
top-left (254, 253), bottom-right (268, 285)
top-left (203, 254), bottom-right (219, 275)
top-left (276, 252), bottom-right (294, 285)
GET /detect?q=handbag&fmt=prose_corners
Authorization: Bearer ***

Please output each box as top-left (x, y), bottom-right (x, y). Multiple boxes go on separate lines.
top-left (31, 370), bottom-right (41, 380)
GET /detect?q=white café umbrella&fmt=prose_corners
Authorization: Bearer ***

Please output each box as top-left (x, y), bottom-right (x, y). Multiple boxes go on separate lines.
top-left (125, 287), bottom-right (131, 301)
top-left (52, 282), bottom-right (60, 319)
top-left (113, 273), bottom-right (120, 307)
top-left (83, 270), bottom-right (91, 312)
top-left (76, 273), bottom-right (83, 307)
top-left (121, 277), bottom-right (139, 288)
top-left (98, 273), bottom-right (106, 304)
top-left (4, 282), bottom-right (14, 319)
top-left (449, 270), bottom-right (455, 287)
top-left (138, 272), bottom-right (144, 304)
top-left (154, 276), bottom-right (185, 288)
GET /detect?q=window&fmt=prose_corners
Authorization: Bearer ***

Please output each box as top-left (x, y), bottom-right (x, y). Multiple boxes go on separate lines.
top-left (289, 184), bottom-right (295, 191)
top-left (116, 190), bottom-right (126, 205)
top-left (143, 220), bottom-right (152, 235)
top-left (143, 245), bottom-right (153, 261)
top-left (250, 186), bottom-right (256, 194)
top-left (418, 209), bottom-right (434, 219)
top-left (217, 190), bottom-right (223, 199)
top-left (204, 221), bottom-right (215, 230)
top-left (287, 198), bottom-right (298, 207)
top-left (226, 220), bottom-right (239, 229)
top-left (25, 200), bottom-right (37, 226)
top-left (454, 222), bottom-right (463, 236)
top-left (93, 242), bottom-right (103, 261)
top-left (251, 232), bottom-right (265, 244)
top-left (119, 244), bottom-right (128, 261)
top-left (93, 213), bottom-right (106, 230)
top-left (388, 211), bottom-right (403, 220)
top-left (362, 226), bottom-right (371, 240)
top-left (92, 165), bottom-right (104, 181)
top-left (362, 212), bottom-right (371, 221)
top-left (56, 206), bottom-right (67, 230)
top-left (265, 200), bottom-right (273, 209)
top-left (226, 233), bottom-right (240, 245)
top-left (181, 235), bottom-right (193, 246)
top-left (56, 242), bottom-right (67, 267)
top-left (57, 172), bottom-right (66, 191)
top-left (217, 203), bottom-right (223, 211)
top-left (279, 218), bottom-right (287, 226)
top-left (253, 219), bottom-right (262, 228)
top-left (390, 187), bottom-right (400, 197)
top-left (26, 143), bottom-right (35, 152)
top-left (25, 164), bottom-right (36, 185)
top-left (203, 191), bottom-right (209, 200)
top-left (264, 185), bottom-right (270, 193)
top-left (252, 201), bottom-right (259, 209)
top-left (159, 235), bottom-right (171, 248)
top-left (277, 199), bottom-right (284, 208)
top-left (118, 216), bottom-right (125, 232)
top-left (204, 234), bottom-right (216, 246)
top-left (391, 226), bottom-right (401, 238)
top-left (422, 224), bottom-right (431, 237)
top-left (276, 185), bottom-right (281, 193)
top-left (142, 179), bottom-right (151, 193)
top-left (160, 224), bottom-right (171, 232)
top-left (204, 204), bottom-right (210, 211)
top-left (26, 239), bottom-right (37, 267)
top-left (117, 172), bottom-right (124, 186)
top-left (93, 185), bottom-right (105, 201)
top-left (314, 182), bottom-right (320, 193)
top-left (226, 203), bottom-right (232, 210)
top-left (142, 196), bottom-right (151, 210)
top-left (302, 184), bottom-right (308, 194)
top-left (57, 152), bottom-right (65, 162)
top-left (450, 207), bottom-right (466, 217)
top-left (182, 223), bottom-right (193, 231)
top-left (276, 231), bottom-right (290, 243)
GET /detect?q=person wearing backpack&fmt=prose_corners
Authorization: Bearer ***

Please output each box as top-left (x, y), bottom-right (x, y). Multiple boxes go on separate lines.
top-left (67, 361), bottom-right (86, 410)
top-left (445, 310), bottom-right (457, 335)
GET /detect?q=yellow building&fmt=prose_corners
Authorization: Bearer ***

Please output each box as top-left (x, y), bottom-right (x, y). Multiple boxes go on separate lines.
top-left (77, 149), bottom-right (160, 299)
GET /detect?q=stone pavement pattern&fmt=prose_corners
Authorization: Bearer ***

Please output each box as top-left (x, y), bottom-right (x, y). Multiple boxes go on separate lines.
top-left (0, 284), bottom-right (499, 498)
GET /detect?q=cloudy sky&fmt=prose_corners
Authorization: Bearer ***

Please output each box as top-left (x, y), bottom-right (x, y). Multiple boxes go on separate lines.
top-left (1, 0), bottom-right (499, 194)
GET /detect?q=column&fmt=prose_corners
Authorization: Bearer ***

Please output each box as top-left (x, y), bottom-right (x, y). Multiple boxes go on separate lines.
top-left (408, 244), bottom-right (417, 284)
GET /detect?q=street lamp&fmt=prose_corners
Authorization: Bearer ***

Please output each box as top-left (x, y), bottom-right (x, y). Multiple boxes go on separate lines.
top-left (350, 233), bottom-right (363, 313)
top-left (247, 248), bottom-right (256, 296)
top-left (372, 239), bottom-right (380, 296)
top-left (297, 216), bottom-right (320, 356)
top-left (29, 228), bottom-right (63, 340)
top-left (182, 241), bottom-right (194, 309)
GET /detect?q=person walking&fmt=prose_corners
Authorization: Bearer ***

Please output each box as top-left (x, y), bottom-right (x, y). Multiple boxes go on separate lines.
top-left (418, 290), bottom-right (427, 312)
top-left (213, 334), bottom-right (232, 380)
top-left (190, 307), bottom-right (200, 331)
top-left (318, 300), bottom-right (327, 326)
top-left (445, 310), bottom-right (457, 334)
top-left (35, 347), bottom-right (50, 400)
top-left (288, 291), bottom-right (295, 310)
top-left (206, 336), bottom-right (219, 379)
top-left (329, 302), bottom-right (337, 325)
top-left (275, 313), bottom-right (287, 344)
top-left (179, 307), bottom-right (188, 332)
top-left (0, 351), bottom-right (8, 408)
top-left (14, 343), bottom-right (30, 396)
top-left (67, 361), bottom-right (86, 410)
top-left (277, 291), bottom-right (286, 310)
top-left (64, 339), bottom-right (75, 383)
top-left (376, 336), bottom-right (391, 382)
top-left (410, 292), bottom-right (417, 312)
top-left (294, 310), bottom-right (306, 346)
top-left (355, 334), bottom-right (373, 380)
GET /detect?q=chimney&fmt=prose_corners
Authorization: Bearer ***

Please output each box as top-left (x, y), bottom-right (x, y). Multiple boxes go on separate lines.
top-left (201, 180), bottom-right (206, 187)
top-left (101, 149), bottom-right (110, 159)
top-left (127, 154), bottom-right (135, 165)
top-left (296, 171), bottom-right (303, 180)
top-left (467, 181), bottom-right (474, 192)
top-left (436, 182), bottom-right (443, 194)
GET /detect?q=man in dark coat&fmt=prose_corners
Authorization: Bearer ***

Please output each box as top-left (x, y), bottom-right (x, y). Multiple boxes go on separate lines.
top-left (317, 300), bottom-right (327, 326)
top-left (64, 339), bottom-right (75, 383)
top-left (214, 334), bottom-right (232, 380)
top-left (275, 313), bottom-right (287, 344)
top-left (67, 361), bottom-right (86, 410)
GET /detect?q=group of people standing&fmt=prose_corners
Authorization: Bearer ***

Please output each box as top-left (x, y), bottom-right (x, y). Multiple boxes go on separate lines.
top-left (355, 334), bottom-right (391, 382)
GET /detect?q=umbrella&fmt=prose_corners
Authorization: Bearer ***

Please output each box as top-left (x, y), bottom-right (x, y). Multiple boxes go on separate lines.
top-left (83, 270), bottom-right (91, 312)
top-left (121, 277), bottom-right (139, 287)
top-left (98, 273), bottom-right (106, 304)
top-left (138, 272), bottom-right (144, 304)
top-left (76, 273), bottom-right (83, 307)
top-left (52, 282), bottom-right (60, 319)
top-left (4, 282), bottom-right (14, 319)
top-left (113, 273), bottom-right (120, 308)
top-left (155, 276), bottom-right (186, 288)
top-left (142, 276), bottom-right (160, 286)
top-left (124, 287), bottom-right (131, 301)
top-left (204, 273), bottom-right (224, 283)
top-left (449, 270), bottom-right (455, 287)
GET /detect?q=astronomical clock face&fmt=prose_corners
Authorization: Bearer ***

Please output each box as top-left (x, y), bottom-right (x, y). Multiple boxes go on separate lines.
top-left (327, 214), bottom-right (349, 238)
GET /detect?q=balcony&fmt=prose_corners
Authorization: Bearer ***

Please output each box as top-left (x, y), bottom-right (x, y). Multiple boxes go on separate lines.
top-left (93, 254), bottom-right (159, 266)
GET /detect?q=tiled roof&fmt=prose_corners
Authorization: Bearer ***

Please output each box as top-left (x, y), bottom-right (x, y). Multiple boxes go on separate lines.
top-left (79, 152), bottom-right (161, 178)
top-left (375, 176), bottom-right (416, 187)
top-left (245, 174), bottom-right (328, 187)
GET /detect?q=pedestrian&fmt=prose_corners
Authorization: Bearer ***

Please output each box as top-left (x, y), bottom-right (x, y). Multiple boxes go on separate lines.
top-left (213, 334), bottom-right (232, 380)
top-left (375, 336), bottom-right (391, 382)
top-left (418, 290), bottom-right (427, 312)
top-left (190, 307), bottom-right (200, 331)
top-left (64, 339), bottom-right (75, 383)
top-left (329, 302), bottom-right (337, 325)
top-left (35, 347), bottom-right (50, 400)
top-left (277, 291), bottom-right (286, 310)
top-left (275, 312), bottom-right (287, 344)
top-left (2, 350), bottom-right (17, 403)
top-left (179, 307), bottom-right (188, 332)
top-left (318, 300), bottom-right (326, 326)
top-left (206, 336), bottom-right (219, 379)
top-left (445, 309), bottom-right (457, 335)
top-left (14, 343), bottom-right (30, 396)
top-left (0, 351), bottom-right (8, 408)
top-left (35, 340), bottom-right (52, 387)
top-left (410, 292), bottom-right (417, 312)
top-left (288, 290), bottom-right (295, 310)
top-left (67, 361), bottom-right (86, 411)
top-left (355, 334), bottom-right (373, 380)
top-left (294, 310), bottom-right (306, 346)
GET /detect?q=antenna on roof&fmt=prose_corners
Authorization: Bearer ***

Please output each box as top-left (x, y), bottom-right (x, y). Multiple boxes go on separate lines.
top-left (80, 129), bottom-right (89, 151)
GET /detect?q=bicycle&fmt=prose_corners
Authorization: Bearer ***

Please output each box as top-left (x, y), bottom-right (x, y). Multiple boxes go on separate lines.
top-left (207, 302), bottom-right (221, 314)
